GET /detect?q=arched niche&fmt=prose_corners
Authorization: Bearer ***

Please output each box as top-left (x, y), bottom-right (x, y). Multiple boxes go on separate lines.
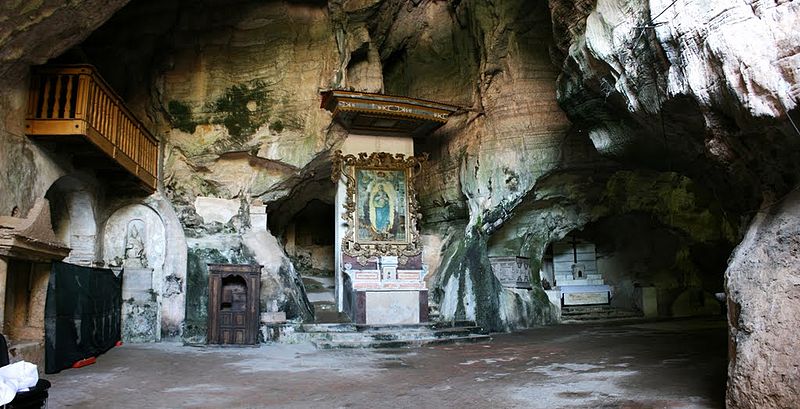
top-left (44, 175), bottom-right (99, 266)
top-left (102, 204), bottom-right (166, 270)
top-left (101, 203), bottom-right (166, 342)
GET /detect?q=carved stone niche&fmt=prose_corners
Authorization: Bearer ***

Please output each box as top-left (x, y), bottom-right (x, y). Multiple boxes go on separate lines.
top-left (0, 199), bottom-right (70, 262)
top-left (207, 264), bottom-right (261, 345)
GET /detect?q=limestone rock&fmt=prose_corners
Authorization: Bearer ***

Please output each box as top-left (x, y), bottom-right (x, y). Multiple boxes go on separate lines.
top-left (0, 0), bottom-right (129, 81)
top-left (550, 1), bottom-right (800, 406)
top-left (726, 190), bottom-right (800, 408)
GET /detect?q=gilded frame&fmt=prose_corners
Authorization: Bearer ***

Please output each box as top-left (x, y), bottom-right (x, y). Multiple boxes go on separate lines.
top-left (331, 151), bottom-right (427, 263)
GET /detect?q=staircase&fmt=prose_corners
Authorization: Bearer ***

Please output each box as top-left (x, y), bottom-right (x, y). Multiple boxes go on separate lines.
top-left (311, 301), bottom-right (351, 323)
top-left (302, 275), bottom-right (351, 323)
top-left (561, 305), bottom-right (643, 322)
top-left (293, 321), bottom-right (491, 349)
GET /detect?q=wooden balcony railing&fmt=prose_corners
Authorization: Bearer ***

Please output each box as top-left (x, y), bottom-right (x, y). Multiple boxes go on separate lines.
top-left (25, 65), bottom-right (159, 192)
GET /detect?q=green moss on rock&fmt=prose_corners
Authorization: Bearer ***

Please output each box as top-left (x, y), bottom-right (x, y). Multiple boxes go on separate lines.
top-left (209, 81), bottom-right (271, 143)
top-left (167, 100), bottom-right (198, 133)
top-left (184, 247), bottom-right (229, 344)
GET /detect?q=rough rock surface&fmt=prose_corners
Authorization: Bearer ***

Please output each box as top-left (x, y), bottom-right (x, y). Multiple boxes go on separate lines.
top-left (549, 0), bottom-right (800, 406)
top-left (725, 189), bottom-right (800, 408)
top-left (551, 0), bottom-right (800, 203)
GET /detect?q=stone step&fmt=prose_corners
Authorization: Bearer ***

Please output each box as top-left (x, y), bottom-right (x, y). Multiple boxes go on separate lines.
top-left (306, 292), bottom-right (335, 303)
top-left (302, 276), bottom-right (334, 293)
top-left (299, 320), bottom-right (480, 334)
top-left (314, 333), bottom-right (492, 349)
top-left (557, 279), bottom-right (605, 286)
top-left (554, 273), bottom-right (603, 281)
top-left (561, 306), bottom-right (643, 322)
top-left (310, 326), bottom-right (484, 342)
top-left (297, 320), bottom-right (489, 349)
top-left (311, 302), bottom-right (352, 324)
top-left (313, 301), bottom-right (337, 311)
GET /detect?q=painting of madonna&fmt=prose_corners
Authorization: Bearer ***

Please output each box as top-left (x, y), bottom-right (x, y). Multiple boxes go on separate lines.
top-left (355, 168), bottom-right (408, 243)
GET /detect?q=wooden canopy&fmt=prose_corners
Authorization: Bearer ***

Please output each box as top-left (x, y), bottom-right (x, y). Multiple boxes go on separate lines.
top-left (321, 90), bottom-right (459, 137)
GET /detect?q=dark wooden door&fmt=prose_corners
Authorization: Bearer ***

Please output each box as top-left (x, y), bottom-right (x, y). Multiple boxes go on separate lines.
top-left (207, 264), bottom-right (261, 345)
top-left (218, 277), bottom-right (248, 344)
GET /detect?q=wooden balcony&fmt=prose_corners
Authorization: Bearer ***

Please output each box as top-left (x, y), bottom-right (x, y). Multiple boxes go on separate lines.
top-left (25, 65), bottom-right (159, 193)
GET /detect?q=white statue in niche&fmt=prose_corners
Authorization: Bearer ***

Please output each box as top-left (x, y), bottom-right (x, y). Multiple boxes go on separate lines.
top-left (124, 220), bottom-right (147, 268)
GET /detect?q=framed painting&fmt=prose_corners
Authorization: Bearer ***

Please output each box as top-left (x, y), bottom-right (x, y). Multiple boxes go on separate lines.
top-left (354, 168), bottom-right (409, 244)
top-left (331, 151), bottom-right (427, 261)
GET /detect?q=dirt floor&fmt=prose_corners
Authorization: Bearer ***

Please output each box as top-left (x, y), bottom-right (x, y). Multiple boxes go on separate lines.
top-left (46, 317), bottom-right (727, 408)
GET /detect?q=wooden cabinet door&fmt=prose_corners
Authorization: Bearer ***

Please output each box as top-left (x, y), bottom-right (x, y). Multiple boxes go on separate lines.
top-left (219, 311), bottom-right (247, 344)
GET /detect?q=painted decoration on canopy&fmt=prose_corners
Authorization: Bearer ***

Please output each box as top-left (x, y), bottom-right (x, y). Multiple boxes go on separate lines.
top-left (331, 151), bottom-right (427, 263)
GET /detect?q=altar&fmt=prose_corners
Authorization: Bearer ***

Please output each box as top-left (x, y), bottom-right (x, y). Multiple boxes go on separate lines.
top-left (322, 90), bottom-right (458, 324)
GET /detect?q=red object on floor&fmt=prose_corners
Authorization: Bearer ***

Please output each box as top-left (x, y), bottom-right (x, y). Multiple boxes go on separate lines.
top-left (115, 340), bottom-right (123, 347)
top-left (72, 357), bottom-right (96, 368)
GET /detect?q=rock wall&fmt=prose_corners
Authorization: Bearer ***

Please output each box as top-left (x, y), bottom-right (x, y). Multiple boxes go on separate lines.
top-left (726, 190), bottom-right (800, 407)
top-left (549, 0), bottom-right (800, 406)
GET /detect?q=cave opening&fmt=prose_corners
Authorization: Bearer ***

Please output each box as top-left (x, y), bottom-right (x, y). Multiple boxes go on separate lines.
top-left (543, 212), bottom-right (731, 320)
top-left (271, 188), bottom-right (339, 322)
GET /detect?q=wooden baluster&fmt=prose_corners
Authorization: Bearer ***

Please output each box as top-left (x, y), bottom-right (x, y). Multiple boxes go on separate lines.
top-left (132, 123), bottom-right (137, 160)
top-left (87, 82), bottom-right (95, 127)
top-left (145, 141), bottom-right (151, 174)
top-left (120, 106), bottom-right (126, 151)
top-left (64, 75), bottom-right (74, 119)
top-left (119, 106), bottom-right (125, 150)
top-left (140, 135), bottom-right (145, 168)
top-left (102, 93), bottom-right (109, 138)
top-left (96, 91), bottom-right (104, 135)
top-left (131, 122), bottom-right (137, 160)
top-left (135, 124), bottom-right (140, 162)
top-left (93, 87), bottom-right (101, 133)
top-left (94, 83), bottom-right (101, 128)
top-left (39, 77), bottom-right (51, 119)
top-left (120, 113), bottom-right (126, 155)
top-left (142, 139), bottom-right (147, 172)
top-left (108, 96), bottom-right (114, 141)
top-left (124, 117), bottom-right (130, 156)
top-left (103, 94), bottom-right (110, 139)
top-left (75, 75), bottom-right (90, 121)
top-left (126, 119), bottom-right (131, 158)
top-left (133, 124), bottom-right (140, 163)
top-left (106, 95), bottom-right (113, 142)
top-left (109, 99), bottom-right (117, 146)
top-left (93, 83), bottom-right (100, 130)
top-left (141, 134), bottom-right (147, 170)
top-left (138, 127), bottom-right (144, 164)
top-left (52, 75), bottom-right (62, 118)
top-left (151, 142), bottom-right (157, 175)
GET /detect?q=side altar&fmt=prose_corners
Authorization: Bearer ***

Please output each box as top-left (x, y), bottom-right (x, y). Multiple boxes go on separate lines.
top-left (323, 90), bottom-right (458, 324)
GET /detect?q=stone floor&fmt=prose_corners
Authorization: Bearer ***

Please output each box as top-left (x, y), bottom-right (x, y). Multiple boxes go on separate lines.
top-left (47, 317), bottom-right (727, 408)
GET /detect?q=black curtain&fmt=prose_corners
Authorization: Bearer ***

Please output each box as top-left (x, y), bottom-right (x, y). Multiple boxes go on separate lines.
top-left (44, 262), bottom-right (122, 374)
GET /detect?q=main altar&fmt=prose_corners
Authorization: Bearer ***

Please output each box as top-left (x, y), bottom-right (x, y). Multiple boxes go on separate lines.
top-left (322, 90), bottom-right (458, 324)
